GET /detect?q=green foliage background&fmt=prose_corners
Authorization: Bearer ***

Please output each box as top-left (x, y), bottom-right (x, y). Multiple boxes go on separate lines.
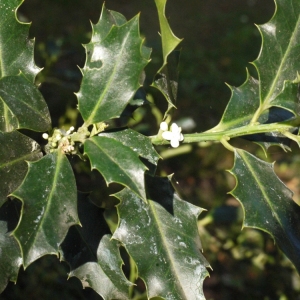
top-left (3, 0), bottom-right (300, 299)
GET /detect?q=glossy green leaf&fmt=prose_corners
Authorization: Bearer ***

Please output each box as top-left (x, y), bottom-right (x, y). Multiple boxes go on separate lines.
top-left (154, 0), bottom-right (182, 70)
top-left (0, 75), bottom-right (51, 132)
top-left (208, 71), bottom-right (260, 132)
top-left (0, 0), bottom-right (40, 81)
top-left (11, 151), bottom-right (79, 268)
top-left (0, 131), bottom-right (42, 207)
top-left (113, 176), bottom-right (210, 300)
top-left (153, 0), bottom-right (182, 113)
top-left (208, 72), bottom-right (295, 150)
top-left (229, 149), bottom-right (300, 273)
top-left (253, 0), bottom-right (300, 116)
top-left (84, 136), bottom-right (147, 201)
top-left (90, 3), bottom-right (126, 44)
top-left (208, 74), bottom-right (297, 150)
top-left (60, 194), bottom-right (131, 300)
top-left (210, 0), bottom-right (300, 138)
top-left (77, 5), bottom-right (150, 125)
top-left (99, 128), bottom-right (161, 173)
top-left (0, 199), bottom-right (22, 293)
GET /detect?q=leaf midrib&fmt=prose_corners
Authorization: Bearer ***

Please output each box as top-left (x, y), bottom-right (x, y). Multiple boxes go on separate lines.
top-left (85, 20), bottom-right (137, 125)
top-left (260, 13), bottom-right (300, 109)
top-left (239, 150), bottom-right (284, 233)
top-left (0, 83), bottom-right (47, 123)
top-left (87, 137), bottom-right (145, 200)
top-left (0, 149), bottom-right (40, 169)
top-left (148, 200), bottom-right (189, 300)
top-left (20, 152), bottom-right (64, 263)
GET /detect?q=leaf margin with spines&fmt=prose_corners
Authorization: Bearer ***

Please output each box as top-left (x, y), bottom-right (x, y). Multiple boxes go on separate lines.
top-left (10, 150), bottom-right (80, 268)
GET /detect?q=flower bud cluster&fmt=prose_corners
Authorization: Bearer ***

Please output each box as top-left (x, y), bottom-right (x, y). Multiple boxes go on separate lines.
top-left (43, 126), bottom-right (76, 154)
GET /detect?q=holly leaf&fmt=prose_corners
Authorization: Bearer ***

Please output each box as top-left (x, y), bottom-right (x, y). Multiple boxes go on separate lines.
top-left (77, 5), bottom-right (150, 125)
top-left (0, 199), bottom-right (22, 293)
top-left (253, 0), bottom-right (300, 115)
top-left (152, 0), bottom-right (182, 114)
top-left (11, 151), bottom-right (79, 268)
top-left (154, 0), bottom-right (182, 70)
top-left (0, 75), bottom-right (51, 132)
top-left (0, 131), bottom-right (42, 207)
top-left (113, 176), bottom-right (210, 300)
top-left (89, 3), bottom-right (127, 44)
top-left (99, 128), bottom-right (161, 175)
top-left (60, 194), bottom-right (131, 300)
top-left (84, 136), bottom-right (147, 201)
top-left (208, 73), bottom-right (297, 151)
top-left (209, 0), bottom-right (300, 146)
top-left (0, 0), bottom-right (40, 82)
top-left (229, 149), bottom-right (300, 273)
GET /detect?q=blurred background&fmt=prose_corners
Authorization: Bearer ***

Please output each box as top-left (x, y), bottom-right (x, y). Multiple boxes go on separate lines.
top-left (2, 0), bottom-right (300, 299)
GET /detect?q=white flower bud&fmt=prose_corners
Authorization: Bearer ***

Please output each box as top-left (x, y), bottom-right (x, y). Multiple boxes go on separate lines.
top-left (160, 121), bottom-right (168, 131)
top-left (42, 133), bottom-right (49, 139)
top-left (161, 122), bottom-right (184, 148)
top-left (55, 134), bottom-right (62, 141)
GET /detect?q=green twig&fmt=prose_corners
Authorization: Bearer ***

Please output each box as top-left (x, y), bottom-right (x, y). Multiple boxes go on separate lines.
top-left (150, 117), bottom-right (300, 146)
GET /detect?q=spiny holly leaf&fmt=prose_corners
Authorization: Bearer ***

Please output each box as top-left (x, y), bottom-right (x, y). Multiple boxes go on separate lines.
top-left (99, 128), bottom-right (161, 175)
top-left (113, 176), bottom-right (210, 300)
top-left (253, 0), bottom-right (300, 116)
top-left (229, 149), bottom-right (300, 273)
top-left (208, 71), bottom-right (259, 132)
top-left (11, 151), bottom-right (79, 268)
top-left (0, 199), bottom-right (22, 293)
top-left (89, 3), bottom-right (127, 44)
top-left (60, 194), bottom-right (131, 300)
top-left (77, 5), bottom-right (150, 126)
top-left (152, 0), bottom-right (182, 114)
top-left (0, 131), bottom-right (42, 207)
top-left (84, 136), bottom-right (147, 201)
top-left (154, 0), bottom-right (182, 70)
top-left (0, 75), bottom-right (51, 132)
top-left (209, 0), bottom-right (300, 145)
top-left (0, 0), bottom-right (40, 82)
top-left (208, 73), bottom-right (297, 151)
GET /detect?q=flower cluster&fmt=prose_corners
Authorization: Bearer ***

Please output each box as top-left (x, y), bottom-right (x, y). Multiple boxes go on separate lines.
top-left (42, 126), bottom-right (76, 154)
top-left (160, 122), bottom-right (184, 148)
